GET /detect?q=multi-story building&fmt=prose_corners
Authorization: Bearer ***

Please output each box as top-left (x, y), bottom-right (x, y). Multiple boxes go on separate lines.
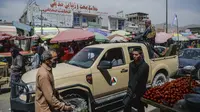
top-left (126, 12), bottom-right (149, 32)
top-left (19, 1), bottom-right (102, 29)
top-left (108, 15), bottom-right (126, 31)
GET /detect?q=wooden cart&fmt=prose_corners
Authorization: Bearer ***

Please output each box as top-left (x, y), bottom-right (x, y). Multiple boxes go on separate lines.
top-left (141, 98), bottom-right (195, 112)
top-left (0, 62), bottom-right (9, 91)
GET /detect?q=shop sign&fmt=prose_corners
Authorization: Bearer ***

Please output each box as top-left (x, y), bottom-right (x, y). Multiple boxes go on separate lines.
top-left (49, 1), bottom-right (98, 14)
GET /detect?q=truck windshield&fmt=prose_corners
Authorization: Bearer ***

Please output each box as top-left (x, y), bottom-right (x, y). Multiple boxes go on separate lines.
top-left (68, 47), bottom-right (103, 68)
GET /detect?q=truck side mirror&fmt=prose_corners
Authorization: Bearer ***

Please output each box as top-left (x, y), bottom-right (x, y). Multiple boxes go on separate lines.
top-left (98, 61), bottom-right (112, 70)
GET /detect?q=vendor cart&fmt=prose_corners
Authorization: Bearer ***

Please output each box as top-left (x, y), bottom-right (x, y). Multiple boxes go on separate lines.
top-left (141, 97), bottom-right (197, 112)
top-left (0, 62), bottom-right (9, 91)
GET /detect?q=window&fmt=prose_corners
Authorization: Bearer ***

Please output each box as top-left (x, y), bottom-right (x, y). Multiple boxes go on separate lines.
top-left (128, 46), bottom-right (143, 61)
top-left (82, 17), bottom-right (87, 23)
top-left (73, 16), bottom-right (80, 25)
top-left (68, 48), bottom-right (103, 68)
top-left (101, 48), bottom-right (125, 67)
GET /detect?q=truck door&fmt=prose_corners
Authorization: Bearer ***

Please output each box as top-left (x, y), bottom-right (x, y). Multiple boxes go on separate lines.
top-left (92, 47), bottom-right (129, 97)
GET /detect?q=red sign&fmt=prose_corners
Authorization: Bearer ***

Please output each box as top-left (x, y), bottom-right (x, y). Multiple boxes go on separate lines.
top-left (50, 1), bottom-right (98, 12)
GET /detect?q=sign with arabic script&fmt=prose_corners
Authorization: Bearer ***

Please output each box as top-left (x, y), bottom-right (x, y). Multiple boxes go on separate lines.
top-left (49, 1), bottom-right (99, 15)
top-left (28, 4), bottom-right (73, 27)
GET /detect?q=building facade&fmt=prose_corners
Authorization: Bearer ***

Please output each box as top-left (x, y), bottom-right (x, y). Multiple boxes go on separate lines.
top-left (108, 15), bottom-right (126, 31)
top-left (20, 1), bottom-right (102, 29)
top-left (126, 12), bottom-right (149, 32)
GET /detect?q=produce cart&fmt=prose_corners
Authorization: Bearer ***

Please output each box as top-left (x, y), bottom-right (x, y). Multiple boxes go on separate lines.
top-left (0, 62), bottom-right (9, 91)
top-left (142, 98), bottom-right (192, 112)
top-left (142, 77), bottom-right (200, 112)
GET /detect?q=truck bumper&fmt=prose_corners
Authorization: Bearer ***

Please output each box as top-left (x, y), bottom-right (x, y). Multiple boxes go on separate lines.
top-left (10, 98), bottom-right (34, 112)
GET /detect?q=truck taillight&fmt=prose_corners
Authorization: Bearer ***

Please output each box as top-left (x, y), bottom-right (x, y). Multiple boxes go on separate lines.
top-left (86, 74), bottom-right (93, 84)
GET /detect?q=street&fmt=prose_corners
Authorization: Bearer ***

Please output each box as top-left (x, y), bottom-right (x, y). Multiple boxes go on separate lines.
top-left (0, 84), bottom-right (160, 112)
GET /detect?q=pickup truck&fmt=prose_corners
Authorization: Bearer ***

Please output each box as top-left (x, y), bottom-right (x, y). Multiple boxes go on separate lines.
top-left (10, 42), bottom-right (178, 112)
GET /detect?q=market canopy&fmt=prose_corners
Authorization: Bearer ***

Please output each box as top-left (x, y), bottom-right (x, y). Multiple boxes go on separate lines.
top-left (155, 32), bottom-right (172, 43)
top-left (0, 33), bottom-right (13, 40)
top-left (50, 29), bottom-right (95, 43)
top-left (111, 30), bottom-right (130, 36)
top-left (173, 33), bottom-right (182, 37)
top-left (108, 34), bottom-right (128, 42)
top-left (181, 32), bottom-right (192, 37)
top-left (172, 36), bottom-right (189, 41)
top-left (12, 21), bottom-right (32, 32)
top-left (86, 28), bottom-right (110, 36)
top-left (0, 25), bottom-right (17, 36)
top-left (41, 34), bottom-right (56, 41)
top-left (34, 27), bottom-right (70, 35)
top-left (187, 35), bottom-right (198, 40)
top-left (94, 33), bottom-right (109, 42)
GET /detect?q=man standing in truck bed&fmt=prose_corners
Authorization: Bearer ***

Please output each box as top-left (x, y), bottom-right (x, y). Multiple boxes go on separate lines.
top-left (143, 19), bottom-right (156, 47)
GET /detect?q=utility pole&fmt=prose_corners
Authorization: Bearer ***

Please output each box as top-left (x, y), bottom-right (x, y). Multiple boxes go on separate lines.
top-left (166, 0), bottom-right (168, 33)
top-left (41, 10), bottom-right (43, 35)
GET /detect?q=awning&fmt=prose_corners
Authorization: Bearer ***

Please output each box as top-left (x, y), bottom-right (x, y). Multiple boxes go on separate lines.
top-left (0, 25), bottom-right (17, 36)
top-left (12, 21), bottom-right (32, 32)
top-left (34, 27), bottom-right (70, 35)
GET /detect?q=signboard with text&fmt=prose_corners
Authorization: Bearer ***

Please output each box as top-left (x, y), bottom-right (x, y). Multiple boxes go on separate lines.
top-left (28, 3), bottom-right (73, 27)
top-left (49, 1), bottom-right (98, 15)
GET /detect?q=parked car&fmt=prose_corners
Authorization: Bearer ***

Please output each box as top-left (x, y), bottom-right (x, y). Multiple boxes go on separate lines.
top-left (10, 43), bottom-right (178, 112)
top-left (178, 48), bottom-right (200, 79)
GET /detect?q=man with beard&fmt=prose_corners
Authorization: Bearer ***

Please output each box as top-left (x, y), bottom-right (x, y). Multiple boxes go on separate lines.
top-left (124, 48), bottom-right (149, 112)
top-left (35, 49), bottom-right (73, 112)
top-left (143, 19), bottom-right (156, 47)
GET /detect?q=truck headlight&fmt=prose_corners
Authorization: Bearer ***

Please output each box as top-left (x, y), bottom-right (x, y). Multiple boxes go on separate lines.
top-left (27, 82), bottom-right (36, 93)
top-left (19, 94), bottom-right (27, 102)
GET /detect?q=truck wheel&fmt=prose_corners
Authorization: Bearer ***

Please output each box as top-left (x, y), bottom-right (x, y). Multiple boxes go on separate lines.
top-left (63, 94), bottom-right (91, 112)
top-left (152, 73), bottom-right (167, 87)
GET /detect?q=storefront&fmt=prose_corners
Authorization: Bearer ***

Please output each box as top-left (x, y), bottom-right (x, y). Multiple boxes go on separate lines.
top-left (20, 1), bottom-right (102, 28)
top-left (108, 15), bottom-right (126, 31)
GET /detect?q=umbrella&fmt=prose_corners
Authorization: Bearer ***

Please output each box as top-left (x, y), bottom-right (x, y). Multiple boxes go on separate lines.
top-left (41, 34), bottom-right (56, 41)
top-left (187, 35), bottom-right (198, 40)
top-left (50, 29), bottom-right (95, 43)
top-left (172, 36), bottom-right (189, 41)
top-left (31, 34), bottom-right (40, 40)
top-left (100, 29), bottom-right (110, 33)
top-left (155, 32), bottom-right (172, 43)
top-left (111, 30), bottom-right (130, 36)
top-left (181, 32), bottom-right (192, 37)
top-left (108, 34), bottom-right (128, 42)
top-left (94, 33), bottom-right (109, 42)
top-left (87, 28), bottom-right (110, 36)
top-left (0, 33), bottom-right (13, 40)
top-left (173, 33), bottom-right (182, 37)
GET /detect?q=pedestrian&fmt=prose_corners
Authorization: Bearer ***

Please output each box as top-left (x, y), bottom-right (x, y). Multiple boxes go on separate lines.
top-left (31, 46), bottom-right (40, 69)
top-left (142, 19), bottom-right (156, 47)
top-left (41, 41), bottom-right (49, 51)
top-left (10, 47), bottom-right (25, 83)
top-left (37, 43), bottom-right (45, 64)
top-left (123, 48), bottom-right (149, 112)
top-left (35, 49), bottom-right (73, 112)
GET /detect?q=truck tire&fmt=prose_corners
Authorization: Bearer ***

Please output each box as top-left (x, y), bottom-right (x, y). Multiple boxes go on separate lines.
top-left (63, 93), bottom-right (91, 112)
top-left (152, 73), bottom-right (167, 87)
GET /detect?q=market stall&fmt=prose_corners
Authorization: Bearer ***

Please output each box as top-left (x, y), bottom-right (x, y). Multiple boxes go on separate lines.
top-left (50, 29), bottom-right (95, 43)
top-left (142, 76), bottom-right (200, 112)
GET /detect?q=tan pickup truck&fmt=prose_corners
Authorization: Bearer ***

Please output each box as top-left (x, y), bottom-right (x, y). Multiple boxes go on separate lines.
top-left (11, 43), bottom-right (178, 112)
